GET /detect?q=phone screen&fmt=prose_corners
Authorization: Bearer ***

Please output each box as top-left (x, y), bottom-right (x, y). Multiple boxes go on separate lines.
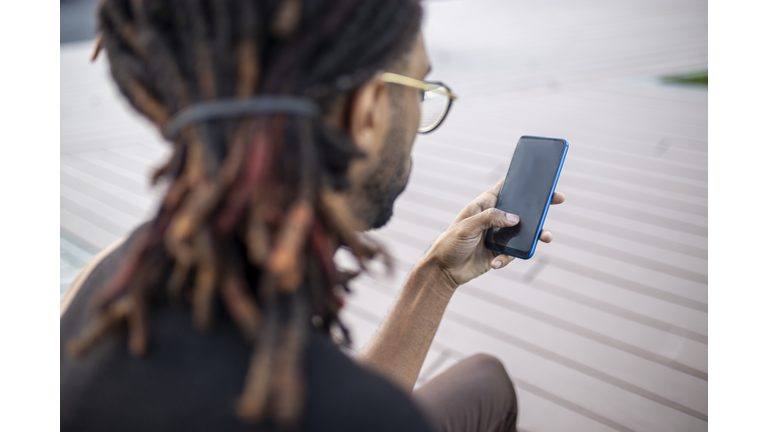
top-left (485, 136), bottom-right (567, 259)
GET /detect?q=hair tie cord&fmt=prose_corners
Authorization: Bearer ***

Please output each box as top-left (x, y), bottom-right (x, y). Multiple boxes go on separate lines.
top-left (163, 96), bottom-right (321, 140)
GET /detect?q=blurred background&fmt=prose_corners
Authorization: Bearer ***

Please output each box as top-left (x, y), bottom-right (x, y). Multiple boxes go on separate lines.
top-left (60, 0), bottom-right (707, 431)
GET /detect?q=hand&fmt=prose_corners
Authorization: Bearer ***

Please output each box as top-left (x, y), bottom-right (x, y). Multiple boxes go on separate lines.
top-left (422, 179), bottom-right (565, 288)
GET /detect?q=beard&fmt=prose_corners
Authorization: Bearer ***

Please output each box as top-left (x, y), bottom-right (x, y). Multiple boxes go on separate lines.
top-left (367, 155), bottom-right (410, 229)
top-left (362, 109), bottom-right (411, 230)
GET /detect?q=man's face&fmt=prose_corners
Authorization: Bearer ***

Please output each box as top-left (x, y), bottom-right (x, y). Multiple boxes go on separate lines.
top-left (343, 32), bottom-right (431, 230)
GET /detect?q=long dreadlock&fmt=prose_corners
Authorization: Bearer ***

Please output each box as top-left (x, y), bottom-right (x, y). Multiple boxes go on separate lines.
top-left (66, 0), bottom-right (423, 427)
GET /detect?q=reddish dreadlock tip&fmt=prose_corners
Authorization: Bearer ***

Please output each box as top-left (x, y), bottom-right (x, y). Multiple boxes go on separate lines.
top-left (236, 399), bottom-right (266, 423)
top-left (271, 0), bottom-right (302, 38)
top-left (194, 321), bottom-right (211, 333)
top-left (171, 215), bottom-right (196, 240)
top-left (150, 168), bottom-right (163, 186)
top-left (129, 341), bottom-right (147, 357)
top-left (91, 33), bottom-right (104, 62)
top-left (193, 309), bottom-right (213, 332)
top-left (129, 326), bottom-right (149, 356)
top-left (66, 342), bottom-right (83, 359)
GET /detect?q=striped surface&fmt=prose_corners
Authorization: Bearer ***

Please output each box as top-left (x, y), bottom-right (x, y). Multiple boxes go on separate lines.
top-left (60, 1), bottom-right (707, 431)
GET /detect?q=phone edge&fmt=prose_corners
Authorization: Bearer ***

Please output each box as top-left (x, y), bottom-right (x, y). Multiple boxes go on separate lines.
top-left (485, 136), bottom-right (569, 260)
top-left (523, 137), bottom-right (568, 260)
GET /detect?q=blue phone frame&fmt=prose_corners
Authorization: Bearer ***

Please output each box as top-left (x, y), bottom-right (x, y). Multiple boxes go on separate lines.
top-left (485, 135), bottom-right (569, 260)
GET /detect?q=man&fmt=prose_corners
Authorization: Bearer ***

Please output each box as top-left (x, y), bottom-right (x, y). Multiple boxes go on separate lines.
top-left (61, 1), bottom-right (564, 431)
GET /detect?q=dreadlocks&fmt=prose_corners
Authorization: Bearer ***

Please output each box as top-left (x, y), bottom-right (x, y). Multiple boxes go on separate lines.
top-left (66, 0), bottom-right (423, 427)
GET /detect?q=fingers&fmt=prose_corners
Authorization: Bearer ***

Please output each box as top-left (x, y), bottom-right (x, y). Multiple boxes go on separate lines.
top-left (453, 185), bottom-right (563, 228)
top-left (461, 207), bottom-right (519, 235)
top-left (477, 179), bottom-right (505, 211)
top-left (489, 178), bottom-right (505, 198)
top-left (490, 230), bottom-right (551, 271)
top-left (451, 179), bottom-right (506, 226)
top-left (491, 254), bottom-right (515, 269)
top-left (551, 192), bottom-right (566, 205)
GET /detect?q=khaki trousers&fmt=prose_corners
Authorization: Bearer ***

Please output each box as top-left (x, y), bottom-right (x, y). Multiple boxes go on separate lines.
top-left (413, 354), bottom-right (519, 432)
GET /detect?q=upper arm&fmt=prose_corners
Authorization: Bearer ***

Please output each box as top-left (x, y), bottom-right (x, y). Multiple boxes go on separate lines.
top-left (60, 237), bottom-right (127, 317)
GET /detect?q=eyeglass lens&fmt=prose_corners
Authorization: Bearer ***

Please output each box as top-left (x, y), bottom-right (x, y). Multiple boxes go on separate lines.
top-left (418, 86), bottom-right (451, 133)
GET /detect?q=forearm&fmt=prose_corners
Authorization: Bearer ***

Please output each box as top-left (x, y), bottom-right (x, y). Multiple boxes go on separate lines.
top-left (354, 255), bottom-right (458, 392)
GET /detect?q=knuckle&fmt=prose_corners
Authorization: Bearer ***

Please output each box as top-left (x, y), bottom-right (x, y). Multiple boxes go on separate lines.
top-left (488, 208), bottom-right (504, 219)
top-left (455, 219), bottom-right (474, 236)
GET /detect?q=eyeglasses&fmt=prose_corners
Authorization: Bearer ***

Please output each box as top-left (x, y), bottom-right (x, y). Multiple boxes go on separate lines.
top-left (381, 72), bottom-right (458, 134)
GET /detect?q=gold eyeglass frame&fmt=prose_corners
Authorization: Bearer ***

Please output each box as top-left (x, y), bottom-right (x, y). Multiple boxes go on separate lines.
top-left (381, 72), bottom-right (458, 133)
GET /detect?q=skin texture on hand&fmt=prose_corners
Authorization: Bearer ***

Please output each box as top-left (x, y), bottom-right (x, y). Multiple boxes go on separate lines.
top-left (426, 179), bottom-right (565, 290)
top-left (354, 180), bottom-right (564, 391)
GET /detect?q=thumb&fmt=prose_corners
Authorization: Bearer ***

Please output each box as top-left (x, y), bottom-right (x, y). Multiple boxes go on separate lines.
top-left (460, 208), bottom-right (519, 235)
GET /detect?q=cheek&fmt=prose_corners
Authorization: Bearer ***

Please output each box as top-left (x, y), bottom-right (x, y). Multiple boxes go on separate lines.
top-left (409, 95), bottom-right (421, 137)
top-left (404, 155), bottom-right (412, 178)
top-left (398, 148), bottom-right (412, 186)
top-left (401, 99), bottom-right (419, 175)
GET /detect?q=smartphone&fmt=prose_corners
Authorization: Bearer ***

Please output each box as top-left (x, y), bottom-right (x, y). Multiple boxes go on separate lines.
top-left (484, 135), bottom-right (568, 260)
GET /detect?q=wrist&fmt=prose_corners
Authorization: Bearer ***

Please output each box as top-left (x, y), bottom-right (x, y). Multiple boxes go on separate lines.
top-left (415, 253), bottom-right (460, 295)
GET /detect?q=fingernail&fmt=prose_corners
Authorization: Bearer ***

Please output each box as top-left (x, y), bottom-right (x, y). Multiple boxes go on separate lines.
top-left (492, 260), bottom-right (501, 269)
top-left (506, 213), bottom-right (519, 223)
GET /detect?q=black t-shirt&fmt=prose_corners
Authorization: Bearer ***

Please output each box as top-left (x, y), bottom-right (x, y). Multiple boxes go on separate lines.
top-left (61, 228), bottom-right (436, 432)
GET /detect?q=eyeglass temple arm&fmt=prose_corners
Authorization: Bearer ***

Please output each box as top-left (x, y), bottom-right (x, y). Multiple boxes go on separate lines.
top-left (381, 72), bottom-right (458, 100)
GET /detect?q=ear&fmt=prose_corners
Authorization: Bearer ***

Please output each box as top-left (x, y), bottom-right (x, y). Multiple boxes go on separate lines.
top-left (347, 74), bottom-right (389, 151)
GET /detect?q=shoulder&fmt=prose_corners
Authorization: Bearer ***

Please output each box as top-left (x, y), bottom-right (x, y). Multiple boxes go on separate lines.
top-left (302, 333), bottom-right (436, 432)
top-left (60, 223), bottom-right (150, 324)
top-left (60, 236), bottom-right (125, 317)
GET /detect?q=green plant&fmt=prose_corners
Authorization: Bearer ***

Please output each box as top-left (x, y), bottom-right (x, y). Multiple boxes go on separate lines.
top-left (662, 71), bottom-right (708, 86)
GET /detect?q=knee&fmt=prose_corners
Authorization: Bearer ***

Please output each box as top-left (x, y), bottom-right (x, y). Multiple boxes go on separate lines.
top-left (463, 354), bottom-right (518, 428)
top-left (465, 353), bottom-right (503, 367)
top-left (464, 353), bottom-right (510, 380)
top-left (464, 354), bottom-right (516, 398)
